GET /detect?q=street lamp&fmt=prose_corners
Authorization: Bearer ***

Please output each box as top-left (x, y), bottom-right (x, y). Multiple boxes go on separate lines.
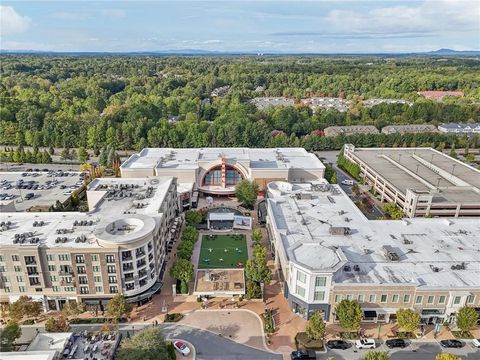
top-left (451, 164), bottom-right (457, 176)
top-left (416, 164), bottom-right (420, 175)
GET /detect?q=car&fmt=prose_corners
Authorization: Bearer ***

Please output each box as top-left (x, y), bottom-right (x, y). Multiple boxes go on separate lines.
top-left (326, 339), bottom-right (350, 350)
top-left (385, 339), bottom-right (407, 348)
top-left (472, 339), bottom-right (480, 348)
top-left (173, 341), bottom-right (190, 356)
top-left (341, 179), bottom-right (354, 186)
top-left (290, 350), bottom-right (316, 360)
top-left (24, 193), bottom-right (34, 200)
top-left (440, 339), bottom-right (464, 348)
top-left (355, 338), bottom-right (376, 349)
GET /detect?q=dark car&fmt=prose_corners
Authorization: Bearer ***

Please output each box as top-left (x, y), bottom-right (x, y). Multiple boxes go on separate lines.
top-left (440, 339), bottom-right (464, 348)
top-left (24, 193), bottom-right (34, 200)
top-left (385, 339), bottom-right (407, 348)
top-left (290, 350), bottom-right (316, 360)
top-left (326, 340), bottom-right (350, 350)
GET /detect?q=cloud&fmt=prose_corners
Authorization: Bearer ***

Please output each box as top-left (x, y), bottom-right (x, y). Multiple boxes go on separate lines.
top-left (0, 6), bottom-right (31, 35)
top-left (271, 31), bottom-right (437, 39)
top-left (99, 9), bottom-right (126, 19)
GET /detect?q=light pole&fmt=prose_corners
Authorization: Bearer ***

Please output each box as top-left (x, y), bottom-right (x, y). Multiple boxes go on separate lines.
top-left (451, 164), bottom-right (457, 176)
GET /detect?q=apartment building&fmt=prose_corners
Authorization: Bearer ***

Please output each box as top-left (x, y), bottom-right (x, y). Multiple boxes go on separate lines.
top-left (323, 125), bottom-right (379, 137)
top-left (266, 180), bottom-right (480, 324)
top-left (438, 123), bottom-right (480, 134)
top-left (381, 124), bottom-right (438, 135)
top-left (0, 177), bottom-right (179, 310)
top-left (343, 145), bottom-right (480, 218)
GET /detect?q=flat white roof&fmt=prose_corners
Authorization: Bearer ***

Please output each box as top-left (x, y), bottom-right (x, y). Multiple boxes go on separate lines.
top-left (0, 351), bottom-right (57, 360)
top-left (27, 332), bottom-right (72, 352)
top-left (121, 147), bottom-right (325, 172)
top-left (267, 181), bottom-right (480, 288)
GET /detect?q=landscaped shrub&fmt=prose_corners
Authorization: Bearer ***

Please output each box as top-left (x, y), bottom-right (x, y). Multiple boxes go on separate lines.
top-left (164, 313), bottom-right (184, 322)
top-left (245, 280), bottom-right (262, 299)
top-left (337, 150), bottom-right (361, 179)
top-left (69, 317), bottom-right (127, 324)
top-left (263, 309), bottom-right (275, 334)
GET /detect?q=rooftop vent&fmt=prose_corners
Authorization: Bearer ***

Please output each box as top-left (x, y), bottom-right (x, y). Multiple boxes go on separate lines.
top-left (343, 265), bottom-right (351, 272)
top-left (383, 245), bottom-right (400, 261)
top-left (329, 226), bottom-right (351, 236)
top-left (450, 262), bottom-right (466, 270)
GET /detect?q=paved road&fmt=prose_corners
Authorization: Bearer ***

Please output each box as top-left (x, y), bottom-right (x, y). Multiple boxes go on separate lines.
top-left (16, 323), bottom-right (282, 360)
top-left (318, 341), bottom-right (480, 360)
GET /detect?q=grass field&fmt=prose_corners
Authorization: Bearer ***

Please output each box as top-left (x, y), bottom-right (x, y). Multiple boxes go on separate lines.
top-left (198, 234), bottom-right (248, 269)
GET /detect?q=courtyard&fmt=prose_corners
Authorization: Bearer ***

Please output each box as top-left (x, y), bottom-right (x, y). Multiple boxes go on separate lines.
top-left (198, 233), bottom-right (248, 269)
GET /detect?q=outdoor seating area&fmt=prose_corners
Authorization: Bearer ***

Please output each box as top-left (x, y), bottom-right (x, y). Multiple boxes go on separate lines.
top-left (198, 234), bottom-right (248, 269)
top-left (194, 268), bottom-right (246, 296)
top-left (62, 331), bottom-right (120, 360)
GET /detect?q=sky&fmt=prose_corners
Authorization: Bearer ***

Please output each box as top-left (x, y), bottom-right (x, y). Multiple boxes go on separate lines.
top-left (0, 0), bottom-right (479, 53)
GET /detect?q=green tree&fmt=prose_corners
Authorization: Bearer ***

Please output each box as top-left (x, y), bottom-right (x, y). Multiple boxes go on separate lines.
top-left (383, 203), bottom-right (405, 219)
top-left (117, 328), bottom-right (170, 360)
top-left (106, 294), bottom-right (131, 321)
top-left (245, 244), bottom-right (271, 284)
top-left (0, 320), bottom-right (22, 351)
top-left (235, 180), bottom-right (259, 209)
top-left (335, 299), bottom-right (363, 332)
top-left (170, 259), bottom-right (194, 294)
top-left (436, 354), bottom-right (461, 360)
top-left (305, 311), bottom-right (326, 340)
top-left (185, 210), bottom-right (203, 226)
top-left (396, 308), bottom-right (421, 333)
top-left (363, 350), bottom-right (391, 360)
top-left (251, 228), bottom-right (263, 243)
top-left (8, 296), bottom-right (42, 321)
top-left (77, 147), bottom-right (89, 162)
top-left (60, 148), bottom-right (71, 161)
top-left (62, 301), bottom-right (86, 317)
top-left (45, 316), bottom-right (70, 332)
top-left (456, 306), bottom-right (478, 333)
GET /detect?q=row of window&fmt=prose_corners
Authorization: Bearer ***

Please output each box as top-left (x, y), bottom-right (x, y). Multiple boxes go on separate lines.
top-left (4, 254), bottom-right (115, 264)
top-left (334, 293), bottom-right (476, 305)
top-left (296, 272), bottom-right (327, 287)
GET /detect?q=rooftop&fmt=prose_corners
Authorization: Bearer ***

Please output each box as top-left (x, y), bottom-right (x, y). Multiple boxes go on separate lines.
top-left (121, 147), bottom-right (324, 172)
top-left (349, 147), bottom-right (480, 204)
top-left (267, 181), bottom-right (480, 288)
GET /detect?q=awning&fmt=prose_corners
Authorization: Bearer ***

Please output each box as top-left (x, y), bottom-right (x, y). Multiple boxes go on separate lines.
top-left (364, 310), bottom-right (377, 318)
top-left (125, 281), bottom-right (163, 304)
top-left (208, 212), bottom-right (235, 221)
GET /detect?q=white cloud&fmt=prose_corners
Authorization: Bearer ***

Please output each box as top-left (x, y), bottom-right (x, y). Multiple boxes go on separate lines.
top-left (325, 0), bottom-right (478, 35)
top-left (0, 6), bottom-right (31, 35)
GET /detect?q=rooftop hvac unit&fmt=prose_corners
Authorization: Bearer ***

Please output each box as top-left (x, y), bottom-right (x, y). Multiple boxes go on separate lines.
top-left (329, 226), bottom-right (351, 236)
top-left (383, 245), bottom-right (400, 261)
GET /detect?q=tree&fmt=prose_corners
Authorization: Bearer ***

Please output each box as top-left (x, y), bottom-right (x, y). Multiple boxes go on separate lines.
top-left (251, 228), bottom-right (263, 243)
top-left (235, 180), bottom-right (259, 209)
top-left (60, 148), bottom-right (71, 161)
top-left (45, 316), bottom-right (70, 332)
top-left (106, 294), bottom-right (131, 321)
top-left (185, 210), bottom-right (203, 226)
top-left (305, 311), bottom-right (326, 340)
top-left (77, 147), bottom-right (89, 162)
top-left (436, 354), bottom-right (461, 360)
top-left (170, 259), bottom-right (194, 294)
top-left (0, 320), bottom-right (22, 351)
top-left (8, 296), bottom-right (42, 321)
top-left (245, 244), bottom-right (271, 284)
top-left (456, 306), bottom-right (478, 333)
top-left (363, 351), bottom-right (391, 360)
top-left (62, 301), bottom-right (85, 317)
top-left (117, 327), bottom-right (170, 360)
top-left (335, 299), bottom-right (362, 332)
top-left (396, 308), bottom-right (421, 333)
top-left (383, 203), bottom-right (405, 219)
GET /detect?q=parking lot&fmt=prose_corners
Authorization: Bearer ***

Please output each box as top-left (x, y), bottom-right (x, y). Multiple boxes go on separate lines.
top-left (0, 170), bottom-right (85, 211)
top-left (318, 340), bottom-right (480, 360)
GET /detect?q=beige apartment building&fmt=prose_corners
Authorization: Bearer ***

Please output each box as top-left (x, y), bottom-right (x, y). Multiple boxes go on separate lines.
top-left (0, 177), bottom-right (179, 310)
top-left (323, 125), bottom-right (379, 137)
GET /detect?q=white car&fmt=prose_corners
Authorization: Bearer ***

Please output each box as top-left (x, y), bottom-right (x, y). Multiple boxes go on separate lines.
top-left (173, 340), bottom-right (191, 356)
top-left (473, 339), bottom-right (480, 348)
top-left (341, 179), bottom-right (354, 186)
top-left (355, 338), bottom-right (376, 349)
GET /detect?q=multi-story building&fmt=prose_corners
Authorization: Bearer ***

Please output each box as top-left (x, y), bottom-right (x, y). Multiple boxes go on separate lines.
top-left (343, 145), bottom-right (480, 218)
top-left (120, 147), bottom-right (325, 196)
top-left (417, 91), bottom-right (464, 101)
top-left (438, 123), bottom-right (480, 134)
top-left (266, 180), bottom-right (480, 324)
top-left (381, 124), bottom-right (438, 135)
top-left (323, 125), bottom-right (379, 137)
top-left (0, 177), bottom-right (178, 310)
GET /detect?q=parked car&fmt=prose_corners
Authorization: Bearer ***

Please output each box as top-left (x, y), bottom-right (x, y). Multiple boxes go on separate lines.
top-left (290, 350), bottom-right (316, 360)
top-left (173, 341), bottom-right (190, 356)
top-left (326, 340), bottom-right (350, 350)
top-left (24, 193), bottom-right (34, 200)
top-left (341, 179), bottom-right (354, 186)
top-left (355, 338), bottom-right (376, 349)
top-left (440, 339), bottom-right (464, 348)
top-left (385, 339), bottom-right (407, 348)
top-left (472, 338), bottom-right (480, 348)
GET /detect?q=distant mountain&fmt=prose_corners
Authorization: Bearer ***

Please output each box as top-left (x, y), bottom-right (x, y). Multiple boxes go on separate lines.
top-left (426, 48), bottom-right (480, 56)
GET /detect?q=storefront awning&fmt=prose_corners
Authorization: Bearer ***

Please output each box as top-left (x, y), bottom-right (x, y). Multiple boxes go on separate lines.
top-left (364, 310), bottom-right (377, 318)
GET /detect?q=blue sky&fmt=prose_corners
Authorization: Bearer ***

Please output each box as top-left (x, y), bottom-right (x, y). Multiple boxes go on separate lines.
top-left (1, 1), bottom-right (478, 53)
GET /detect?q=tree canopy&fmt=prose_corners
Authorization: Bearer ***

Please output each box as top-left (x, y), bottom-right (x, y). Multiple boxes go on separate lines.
top-left (117, 328), bottom-right (172, 360)
top-left (305, 311), bottom-right (326, 340)
top-left (106, 294), bottom-right (131, 321)
top-left (235, 180), bottom-right (259, 209)
top-left (456, 306), bottom-right (478, 333)
top-left (334, 299), bottom-right (363, 332)
top-left (0, 320), bottom-right (22, 351)
top-left (396, 308), bottom-right (421, 333)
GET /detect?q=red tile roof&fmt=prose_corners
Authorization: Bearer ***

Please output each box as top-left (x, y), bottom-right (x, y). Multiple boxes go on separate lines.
top-left (417, 91), bottom-right (464, 99)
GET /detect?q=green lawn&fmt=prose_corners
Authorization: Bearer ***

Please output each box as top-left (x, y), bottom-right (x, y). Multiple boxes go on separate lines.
top-left (198, 234), bottom-right (248, 269)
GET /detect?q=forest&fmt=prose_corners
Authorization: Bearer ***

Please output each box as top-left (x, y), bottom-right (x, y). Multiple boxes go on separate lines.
top-left (1, 55), bottom-right (479, 152)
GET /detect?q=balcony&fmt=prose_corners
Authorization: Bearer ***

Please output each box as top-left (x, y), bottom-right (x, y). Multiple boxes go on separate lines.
top-left (139, 269), bottom-right (147, 278)
top-left (137, 260), bottom-right (146, 268)
top-left (122, 255), bottom-right (133, 262)
top-left (123, 264), bottom-right (134, 271)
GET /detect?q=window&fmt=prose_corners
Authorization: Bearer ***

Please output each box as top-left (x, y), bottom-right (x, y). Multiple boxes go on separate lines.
top-left (438, 296), bottom-right (446, 304)
top-left (48, 265), bottom-right (56, 272)
top-left (79, 276), bottom-right (88, 285)
top-left (453, 296), bottom-right (461, 305)
top-left (0, 255), bottom-right (3, 262)
top-left (16, 276), bottom-right (23, 283)
top-left (346, 294), bottom-right (353, 301)
top-left (467, 295), bottom-right (475, 304)
top-left (315, 276), bottom-right (326, 287)
top-left (94, 276), bottom-right (102, 283)
top-left (335, 295), bottom-right (342, 303)
top-left (314, 291), bottom-right (325, 301)
top-left (14, 266), bottom-right (21, 272)
top-left (0, 266), bottom-right (5, 272)
top-left (12, 255), bottom-right (19, 262)
top-left (106, 255), bottom-right (115, 263)
top-left (64, 286), bottom-right (75, 292)
top-left (358, 295), bottom-right (364, 303)
top-left (296, 271), bottom-right (306, 284)
top-left (58, 254), bottom-right (70, 261)
top-left (46, 254), bottom-right (54, 261)
top-left (19, 286), bottom-right (26, 293)
top-left (50, 276), bottom-right (57, 282)
top-left (368, 294), bottom-right (376, 303)
top-left (52, 286), bottom-right (59, 292)
top-left (77, 266), bottom-right (86, 274)
top-left (416, 296), bottom-right (423, 304)
top-left (95, 286), bottom-right (103, 293)
top-left (91, 254), bottom-right (99, 262)
top-left (4, 287), bottom-right (11, 293)
top-left (107, 265), bottom-right (116, 274)
top-left (108, 276), bottom-right (117, 284)
top-left (24, 256), bottom-right (36, 265)
top-left (109, 286), bottom-right (118, 294)
top-left (295, 285), bottom-right (305, 298)
top-left (75, 255), bottom-right (85, 264)
top-left (80, 286), bottom-right (89, 294)
top-left (427, 296), bottom-right (435, 304)
top-left (92, 266), bottom-right (100, 273)
top-left (380, 294), bottom-right (387, 303)
top-left (403, 294), bottom-right (411, 303)
top-left (392, 294), bottom-right (399, 303)
top-left (225, 168), bottom-right (242, 185)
